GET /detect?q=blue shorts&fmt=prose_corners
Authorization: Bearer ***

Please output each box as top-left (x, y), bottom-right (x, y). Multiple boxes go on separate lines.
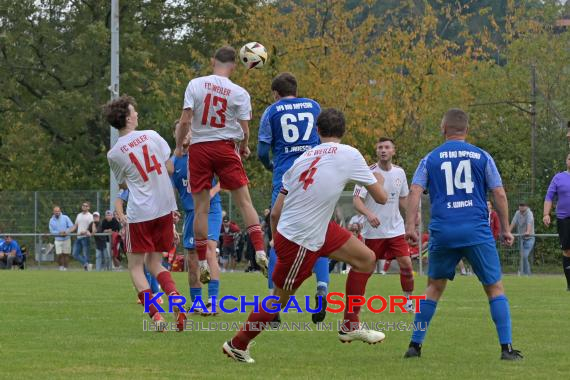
top-left (183, 202), bottom-right (223, 250)
top-left (428, 240), bottom-right (502, 286)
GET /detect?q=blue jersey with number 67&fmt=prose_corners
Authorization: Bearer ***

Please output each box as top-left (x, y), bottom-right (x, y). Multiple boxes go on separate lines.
top-left (258, 97), bottom-right (321, 205)
top-left (412, 140), bottom-right (503, 248)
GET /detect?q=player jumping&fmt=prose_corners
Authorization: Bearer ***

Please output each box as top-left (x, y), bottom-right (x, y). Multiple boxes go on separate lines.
top-left (105, 95), bottom-right (186, 331)
top-left (175, 46), bottom-right (268, 281)
top-left (223, 108), bottom-right (388, 363)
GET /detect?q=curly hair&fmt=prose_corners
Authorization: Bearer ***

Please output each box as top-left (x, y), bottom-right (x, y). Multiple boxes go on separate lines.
top-left (102, 95), bottom-right (137, 130)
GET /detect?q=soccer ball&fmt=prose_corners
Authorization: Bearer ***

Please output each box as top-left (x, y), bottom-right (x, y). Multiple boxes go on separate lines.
top-left (239, 42), bottom-right (268, 69)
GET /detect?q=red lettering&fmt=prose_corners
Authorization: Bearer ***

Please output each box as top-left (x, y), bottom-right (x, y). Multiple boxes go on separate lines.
top-left (409, 295), bottom-right (427, 313)
top-left (366, 295), bottom-right (388, 313)
top-left (389, 295), bottom-right (408, 313)
top-left (325, 292), bottom-right (345, 313)
top-left (347, 295), bottom-right (366, 313)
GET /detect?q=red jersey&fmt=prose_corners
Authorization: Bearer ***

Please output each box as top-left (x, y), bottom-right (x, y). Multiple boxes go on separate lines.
top-left (221, 222), bottom-right (241, 247)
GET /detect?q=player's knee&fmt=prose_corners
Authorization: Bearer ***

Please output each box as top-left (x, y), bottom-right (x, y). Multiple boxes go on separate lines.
top-left (357, 251), bottom-right (376, 273)
top-left (484, 281), bottom-right (504, 298)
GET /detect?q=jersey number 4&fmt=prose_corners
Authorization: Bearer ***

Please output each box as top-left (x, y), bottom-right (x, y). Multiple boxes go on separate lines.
top-left (440, 160), bottom-right (474, 195)
top-left (129, 144), bottom-right (162, 182)
top-left (299, 157), bottom-right (321, 190)
top-left (202, 93), bottom-right (227, 128)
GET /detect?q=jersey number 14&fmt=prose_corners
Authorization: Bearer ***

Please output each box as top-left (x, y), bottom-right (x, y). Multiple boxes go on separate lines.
top-left (129, 144), bottom-right (162, 182)
top-left (440, 160), bottom-right (474, 195)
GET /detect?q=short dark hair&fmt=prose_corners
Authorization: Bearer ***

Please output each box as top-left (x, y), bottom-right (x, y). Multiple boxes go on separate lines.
top-left (442, 108), bottom-right (469, 135)
top-left (377, 137), bottom-right (395, 146)
top-left (102, 95), bottom-right (137, 130)
top-left (271, 73), bottom-right (297, 97)
top-left (214, 46), bottom-right (236, 63)
top-left (317, 108), bottom-right (346, 138)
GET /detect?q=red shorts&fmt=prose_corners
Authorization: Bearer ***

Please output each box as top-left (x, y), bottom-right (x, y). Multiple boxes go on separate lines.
top-left (187, 140), bottom-right (249, 193)
top-left (273, 221), bottom-right (351, 291)
top-left (365, 235), bottom-right (409, 260)
top-left (125, 213), bottom-right (174, 254)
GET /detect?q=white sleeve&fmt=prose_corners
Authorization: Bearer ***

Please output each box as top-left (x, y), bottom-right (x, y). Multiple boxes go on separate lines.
top-left (349, 149), bottom-right (376, 186)
top-left (281, 167), bottom-right (293, 192)
top-left (183, 80), bottom-right (195, 110)
top-left (353, 184), bottom-right (368, 199)
top-left (151, 131), bottom-right (172, 163)
top-left (400, 171), bottom-right (410, 197)
top-left (108, 153), bottom-right (126, 185)
top-left (235, 89), bottom-right (252, 121)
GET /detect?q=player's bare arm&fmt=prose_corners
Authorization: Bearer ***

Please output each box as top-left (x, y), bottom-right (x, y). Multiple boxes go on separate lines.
top-left (543, 200), bottom-right (552, 227)
top-left (405, 184), bottom-right (423, 245)
top-left (114, 197), bottom-right (127, 225)
top-left (492, 186), bottom-right (514, 246)
top-left (270, 191), bottom-right (286, 239)
top-left (353, 195), bottom-right (380, 228)
top-left (175, 108), bottom-right (193, 156)
top-left (238, 119), bottom-right (251, 159)
top-left (166, 159), bottom-right (174, 176)
top-left (364, 172), bottom-right (388, 205)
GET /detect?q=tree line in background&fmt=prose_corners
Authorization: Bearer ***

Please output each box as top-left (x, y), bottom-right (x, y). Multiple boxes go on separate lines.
top-left (1, 0), bottom-right (569, 204)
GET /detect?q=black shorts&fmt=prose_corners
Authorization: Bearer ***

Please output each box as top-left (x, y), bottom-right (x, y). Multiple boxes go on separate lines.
top-left (556, 217), bottom-right (570, 250)
top-left (222, 246), bottom-right (237, 258)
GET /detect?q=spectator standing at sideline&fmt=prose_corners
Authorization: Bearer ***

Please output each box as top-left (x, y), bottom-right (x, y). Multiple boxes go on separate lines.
top-left (543, 152), bottom-right (570, 291)
top-left (221, 216), bottom-right (241, 272)
top-left (488, 200), bottom-right (501, 240)
top-left (101, 210), bottom-right (121, 270)
top-left (510, 201), bottom-right (535, 276)
top-left (89, 212), bottom-right (108, 271)
top-left (49, 206), bottom-right (74, 271)
top-left (69, 201), bottom-right (93, 271)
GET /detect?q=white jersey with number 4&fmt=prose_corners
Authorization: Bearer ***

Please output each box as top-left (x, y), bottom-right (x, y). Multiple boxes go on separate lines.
top-left (353, 164), bottom-right (409, 239)
top-left (107, 130), bottom-right (177, 223)
top-left (277, 142), bottom-right (377, 251)
top-left (183, 74), bottom-right (252, 144)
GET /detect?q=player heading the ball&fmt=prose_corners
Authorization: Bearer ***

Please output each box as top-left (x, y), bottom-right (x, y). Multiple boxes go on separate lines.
top-left (175, 46), bottom-right (268, 280)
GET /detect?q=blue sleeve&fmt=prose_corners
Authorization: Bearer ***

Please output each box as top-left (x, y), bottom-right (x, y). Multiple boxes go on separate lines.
top-left (257, 141), bottom-right (273, 171)
top-left (411, 156), bottom-right (429, 189)
top-left (65, 216), bottom-right (73, 229)
top-left (118, 189), bottom-right (129, 202)
top-left (484, 152), bottom-right (503, 190)
top-left (258, 107), bottom-right (273, 144)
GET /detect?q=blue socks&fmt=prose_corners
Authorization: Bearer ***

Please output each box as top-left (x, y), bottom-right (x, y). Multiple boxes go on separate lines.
top-left (411, 299), bottom-right (438, 344)
top-left (489, 295), bottom-right (512, 344)
top-left (190, 287), bottom-right (202, 302)
top-left (144, 267), bottom-right (160, 294)
top-left (268, 247), bottom-right (277, 290)
top-left (313, 257), bottom-right (330, 287)
top-left (208, 280), bottom-right (219, 301)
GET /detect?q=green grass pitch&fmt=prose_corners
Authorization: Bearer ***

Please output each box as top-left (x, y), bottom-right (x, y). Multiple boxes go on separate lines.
top-left (1, 271), bottom-right (568, 379)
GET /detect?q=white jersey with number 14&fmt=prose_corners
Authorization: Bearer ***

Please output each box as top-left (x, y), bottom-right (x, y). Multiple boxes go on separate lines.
top-left (107, 130), bottom-right (177, 223)
top-left (277, 142), bottom-right (377, 251)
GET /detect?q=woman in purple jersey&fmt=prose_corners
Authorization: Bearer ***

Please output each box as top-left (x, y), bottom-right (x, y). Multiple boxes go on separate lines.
top-left (543, 153), bottom-right (570, 291)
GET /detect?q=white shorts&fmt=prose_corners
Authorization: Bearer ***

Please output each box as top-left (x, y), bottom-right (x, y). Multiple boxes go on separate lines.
top-left (55, 239), bottom-right (71, 255)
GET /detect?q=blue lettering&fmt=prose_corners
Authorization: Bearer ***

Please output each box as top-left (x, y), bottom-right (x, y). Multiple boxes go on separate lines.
top-left (219, 295), bottom-right (238, 313)
top-left (240, 296), bottom-right (260, 313)
top-left (304, 295), bottom-right (322, 313)
top-left (210, 296), bottom-right (217, 313)
top-left (189, 297), bottom-right (208, 313)
top-left (168, 295), bottom-right (187, 313)
top-left (144, 291), bottom-right (165, 313)
top-left (261, 295), bottom-right (281, 313)
top-left (283, 295), bottom-right (303, 313)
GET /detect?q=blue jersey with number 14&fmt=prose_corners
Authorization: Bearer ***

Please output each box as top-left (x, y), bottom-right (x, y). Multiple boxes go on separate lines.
top-left (258, 97), bottom-right (321, 205)
top-left (412, 140), bottom-right (503, 248)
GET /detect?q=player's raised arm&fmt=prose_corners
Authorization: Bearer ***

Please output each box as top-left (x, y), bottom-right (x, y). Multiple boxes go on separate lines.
top-left (175, 109), bottom-right (193, 157)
